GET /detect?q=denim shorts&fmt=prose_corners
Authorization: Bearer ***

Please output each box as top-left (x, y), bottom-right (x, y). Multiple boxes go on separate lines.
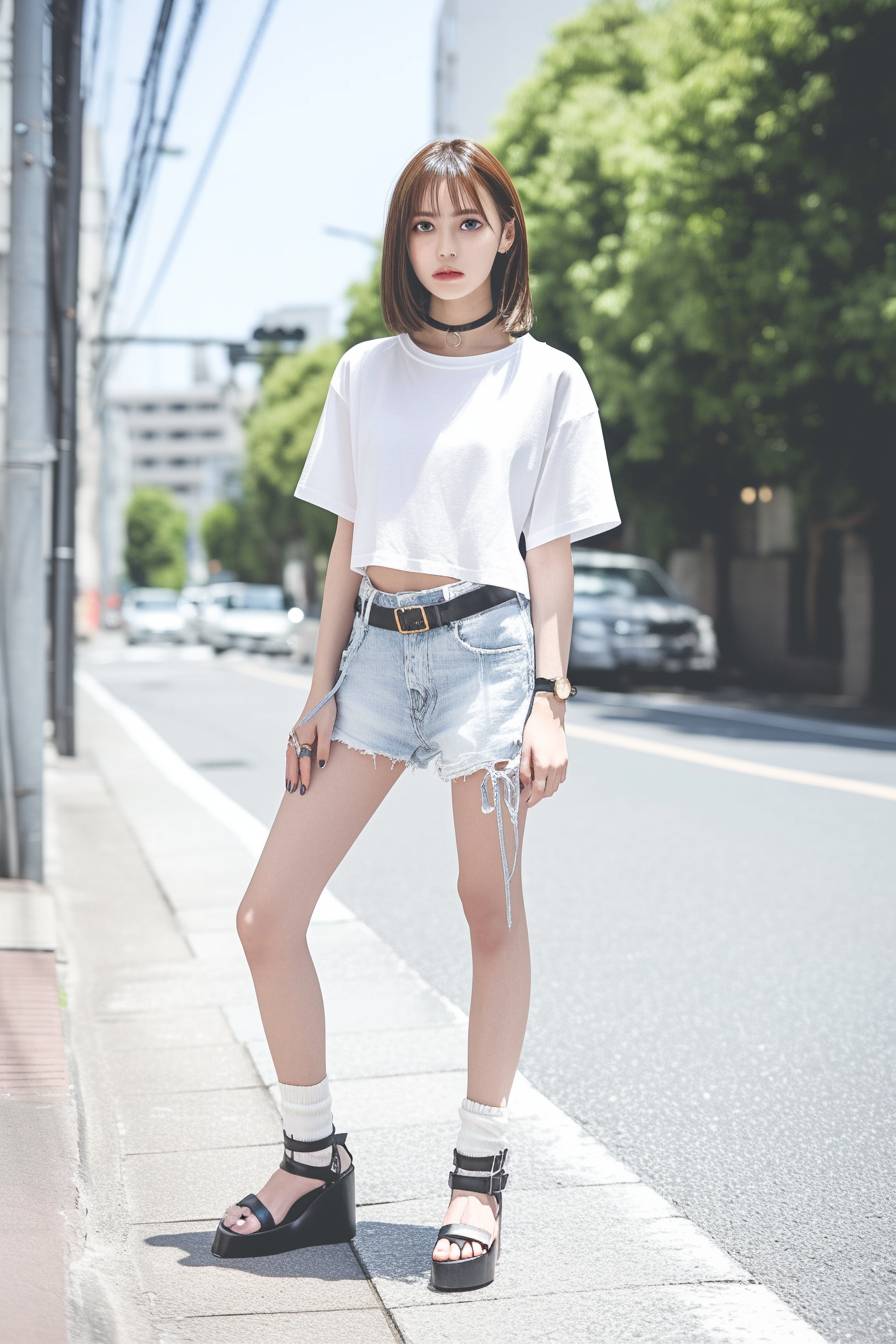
top-left (294, 571), bottom-right (536, 928)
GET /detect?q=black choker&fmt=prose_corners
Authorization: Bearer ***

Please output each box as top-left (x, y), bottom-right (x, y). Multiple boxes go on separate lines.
top-left (421, 304), bottom-right (499, 350)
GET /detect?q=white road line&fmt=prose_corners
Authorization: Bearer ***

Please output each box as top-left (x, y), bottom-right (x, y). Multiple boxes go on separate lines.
top-left (570, 722), bottom-right (896, 802)
top-left (212, 658), bottom-right (896, 803)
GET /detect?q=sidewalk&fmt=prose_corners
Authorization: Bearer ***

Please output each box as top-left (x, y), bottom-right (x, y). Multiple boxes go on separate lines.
top-left (35, 676), bottom-right (830, 1342)
top-left (0, 878), bottom-right (77, 1344)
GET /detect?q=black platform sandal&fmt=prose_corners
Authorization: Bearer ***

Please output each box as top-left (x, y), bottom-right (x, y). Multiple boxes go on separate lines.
top-left (211, 1125), bottom-right (355, 1259)
top-left (429, 1146), bottom-right (508, 1291)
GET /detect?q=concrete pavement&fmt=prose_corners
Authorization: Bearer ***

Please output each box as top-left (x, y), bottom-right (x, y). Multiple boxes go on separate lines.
top-left (26, 673), bottom-right (834, 1342)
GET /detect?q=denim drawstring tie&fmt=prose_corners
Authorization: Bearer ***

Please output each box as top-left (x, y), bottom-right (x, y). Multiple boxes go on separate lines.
top-left (480, 754), bottom-right (522, 930)
top-left (293, 590), bottom-right (374, 729)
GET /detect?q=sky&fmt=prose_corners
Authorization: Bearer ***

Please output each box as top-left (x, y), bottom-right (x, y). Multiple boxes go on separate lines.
top-left (91, 0), bottom-right (444, 391)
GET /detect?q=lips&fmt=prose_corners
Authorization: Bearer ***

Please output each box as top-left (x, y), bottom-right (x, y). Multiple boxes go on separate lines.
top-left (433, 270), bottom-right (463, 278)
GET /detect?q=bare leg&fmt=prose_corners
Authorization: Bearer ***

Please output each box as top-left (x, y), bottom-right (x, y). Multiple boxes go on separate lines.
top-left (432, 765), bottom-right (531, 1262)
top-left (221, 739), bottom-right (407, 1233)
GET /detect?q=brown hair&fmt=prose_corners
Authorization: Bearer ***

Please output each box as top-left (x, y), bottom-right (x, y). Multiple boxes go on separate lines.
top-left (380, 139), bottom-right (534, 338)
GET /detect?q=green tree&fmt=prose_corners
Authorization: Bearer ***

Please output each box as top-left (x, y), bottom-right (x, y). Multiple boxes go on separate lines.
top-left (240, 341), bottom-right (349, 578)
top-left (124, 487), bottom-right (188, 589)
top-left (492, 0), bottom-right (896, 696)
top-left (199, 499), bottom-right (245, 577)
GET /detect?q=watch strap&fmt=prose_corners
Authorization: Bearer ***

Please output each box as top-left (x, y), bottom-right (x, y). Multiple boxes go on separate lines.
top-left (533, 676), bottom-right (577, 698)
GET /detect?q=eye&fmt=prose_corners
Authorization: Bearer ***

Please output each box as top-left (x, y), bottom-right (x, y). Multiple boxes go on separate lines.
top-left (411, 216), bottom-right (482, 233)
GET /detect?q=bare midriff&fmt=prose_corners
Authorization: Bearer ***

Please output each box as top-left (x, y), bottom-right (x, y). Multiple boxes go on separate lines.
top-left (364, 564), bottom-right (461, 594)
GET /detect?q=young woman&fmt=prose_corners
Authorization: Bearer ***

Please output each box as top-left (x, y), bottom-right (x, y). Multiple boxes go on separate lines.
top-left (212, 138), bottom-right (621, 1290)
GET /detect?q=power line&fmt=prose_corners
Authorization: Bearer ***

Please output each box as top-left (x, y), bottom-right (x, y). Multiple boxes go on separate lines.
top-left (98, 0), bottom-right (208, 354)
top-left (104, 0), bottom-right (175, 255)
top-left (103, 0), bottom-right (281, 382)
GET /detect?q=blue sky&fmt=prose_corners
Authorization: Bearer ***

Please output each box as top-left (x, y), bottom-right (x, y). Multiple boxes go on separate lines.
top-left (95, 0), bottom-right (443, 390)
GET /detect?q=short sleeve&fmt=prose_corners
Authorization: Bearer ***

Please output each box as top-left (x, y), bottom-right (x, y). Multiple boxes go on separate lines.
top-left (522, 373), bottom-right (621, 550)
top-left (293, 358), bottom-right (356, 522)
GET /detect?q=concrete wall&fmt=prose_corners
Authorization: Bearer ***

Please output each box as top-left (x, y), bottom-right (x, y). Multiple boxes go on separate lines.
top-left (669, 542), bottom-right (849, 693)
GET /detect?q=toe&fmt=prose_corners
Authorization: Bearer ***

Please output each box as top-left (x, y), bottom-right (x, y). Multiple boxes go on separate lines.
top-left (232, 1205), bottom-right (259, 1234)
top-left (432, 1238), bottom-right (449, 1261)
top-left (461, 1241), bottom-right (473, 1258)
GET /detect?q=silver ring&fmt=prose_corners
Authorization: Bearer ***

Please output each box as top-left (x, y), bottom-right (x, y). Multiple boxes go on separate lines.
top-left (288, 732), bottom-right (313, 759)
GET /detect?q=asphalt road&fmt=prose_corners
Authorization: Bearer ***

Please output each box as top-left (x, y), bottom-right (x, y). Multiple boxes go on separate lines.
top-left (80, 634), bottom-right (896, 1344)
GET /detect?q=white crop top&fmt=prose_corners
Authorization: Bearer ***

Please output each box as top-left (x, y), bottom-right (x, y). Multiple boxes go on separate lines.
top-left (292, 330), bottom-right (621, 599)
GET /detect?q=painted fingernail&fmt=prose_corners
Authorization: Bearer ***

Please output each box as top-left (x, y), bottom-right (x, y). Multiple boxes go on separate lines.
top-left (300, 784), bottom-right (306, 796)
top-left (319, 759), bottom-right (326, 769)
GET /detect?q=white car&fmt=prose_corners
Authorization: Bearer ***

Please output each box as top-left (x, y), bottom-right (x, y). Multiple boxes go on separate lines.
top-left (204, 583), bottom-right (303, 656)
top-left (120, 588), bottom-right (187, 645)
top-left (570, 550), bottom-right (718, 684)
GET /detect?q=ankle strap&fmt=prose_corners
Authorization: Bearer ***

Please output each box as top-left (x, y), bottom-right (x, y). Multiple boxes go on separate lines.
top-left (448, 1147), bottom-right (509, 1196)
top-left (280, 1127), bottom-right (351, 1183)
top-left (283, 1126), bottom-right (345, 1152)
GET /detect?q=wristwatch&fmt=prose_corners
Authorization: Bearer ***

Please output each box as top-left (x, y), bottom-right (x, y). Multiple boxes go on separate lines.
top-left (533, 675), bottom-right (577, 701)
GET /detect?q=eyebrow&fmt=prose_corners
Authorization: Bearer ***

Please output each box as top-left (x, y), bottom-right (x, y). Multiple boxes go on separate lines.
top-left (412, 207), bottom-right (481, 218)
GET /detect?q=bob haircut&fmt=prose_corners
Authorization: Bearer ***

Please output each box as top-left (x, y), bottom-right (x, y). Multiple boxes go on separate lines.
top-left (380, 139), bottom-right (534, 339)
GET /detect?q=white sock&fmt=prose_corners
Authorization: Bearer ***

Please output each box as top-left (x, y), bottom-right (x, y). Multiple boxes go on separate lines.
top-left (455, 1096), bottom-right (509, 1178)
top-left (279, 1075), bottom-right (335, 1167)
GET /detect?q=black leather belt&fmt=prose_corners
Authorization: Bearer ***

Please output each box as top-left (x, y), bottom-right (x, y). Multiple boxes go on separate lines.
top-left (354, 584), bottom-right (519, 633)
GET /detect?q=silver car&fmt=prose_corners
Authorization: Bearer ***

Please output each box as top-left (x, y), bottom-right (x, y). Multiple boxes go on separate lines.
top-left (570, 550), bottom-right (718, 684)
top-left (120, 587), bottom-right (186, 645)
top-left (204, 583), bottom-right (303, 657)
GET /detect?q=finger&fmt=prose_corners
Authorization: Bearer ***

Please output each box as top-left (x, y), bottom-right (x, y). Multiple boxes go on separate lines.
top-left (285, 741), bottom-right (298, 793)
top-left (519, 744), bottom-right (533, 802)
top-left (530, 766), bottom-right (549, 806)
top-left (316, 728), bottom-right (332, 772)
top-left (298, 733), bottom-right (315, 793)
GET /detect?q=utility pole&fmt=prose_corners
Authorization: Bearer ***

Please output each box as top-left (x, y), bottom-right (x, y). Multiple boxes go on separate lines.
top-left (49, 0), bottom-right (84, 756)
top-left (1, 1), bottom-right (49, 878)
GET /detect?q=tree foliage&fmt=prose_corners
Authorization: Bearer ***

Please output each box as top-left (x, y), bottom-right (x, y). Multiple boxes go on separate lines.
top-left (124, 487), bottom-right (188, 589)
top-left (491, 0), bottom-right (896, 543)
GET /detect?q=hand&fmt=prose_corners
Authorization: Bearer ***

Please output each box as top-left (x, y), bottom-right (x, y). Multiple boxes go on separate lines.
top-left (285, 695), bottom-right (337, 796)
top-left (519, 695), bottom-right (568, 807)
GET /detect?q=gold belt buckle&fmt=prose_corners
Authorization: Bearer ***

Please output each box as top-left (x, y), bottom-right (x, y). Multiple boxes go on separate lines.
top-left (394, 604), bottom-right (430, 633)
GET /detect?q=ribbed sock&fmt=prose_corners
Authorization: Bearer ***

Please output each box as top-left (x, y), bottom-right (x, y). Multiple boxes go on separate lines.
top-left (455, 1095), bottom-right (509, 1177)
top-left (279, 1075), bottom-right (335, 1168)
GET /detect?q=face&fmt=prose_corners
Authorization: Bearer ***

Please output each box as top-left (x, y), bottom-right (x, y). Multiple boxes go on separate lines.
top-left (407, 178), bottom-right (515, 309)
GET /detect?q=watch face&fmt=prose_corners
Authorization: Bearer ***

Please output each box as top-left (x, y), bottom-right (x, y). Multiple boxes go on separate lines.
top-left (555, 675), bottom-right (572, 700)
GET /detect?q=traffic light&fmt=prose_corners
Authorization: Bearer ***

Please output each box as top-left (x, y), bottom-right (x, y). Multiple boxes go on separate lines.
top-left (251, 324), bottom-right (307, 344)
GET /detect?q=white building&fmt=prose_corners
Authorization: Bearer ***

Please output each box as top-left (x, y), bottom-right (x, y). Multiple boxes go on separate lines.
top-left (434, 0), bottom-right (590, 141)
top-left (108, 379), bottom-right (249, 583)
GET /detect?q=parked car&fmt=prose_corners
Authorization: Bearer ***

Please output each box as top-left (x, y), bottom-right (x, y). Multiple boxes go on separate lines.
top-left (570, 550), bottom-right (718, 684)
top-left (120, 588), bottom-right (186, 645)
top-left (177, 584), bottom-right (222, 643)
top-left (202, 583), bottom-right (303, 656)
top-left (194, 582), bottom-right (241, 647)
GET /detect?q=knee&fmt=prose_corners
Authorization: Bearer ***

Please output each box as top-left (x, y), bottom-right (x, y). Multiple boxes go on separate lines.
top-left (236, 889), bottom-right (306, 962)
top-left (457, 874), bottom-right (512, 952)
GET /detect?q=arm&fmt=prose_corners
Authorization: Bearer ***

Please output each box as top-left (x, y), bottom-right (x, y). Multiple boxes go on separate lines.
top-left (520, 536), bottom-right (572, 806)
top-left (287, 517), bottom-right (360, 794)
top-left (308, 517), bottom-right (361, 700)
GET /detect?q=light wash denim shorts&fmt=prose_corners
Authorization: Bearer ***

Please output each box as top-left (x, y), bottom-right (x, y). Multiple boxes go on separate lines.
top-left (294, 571), bottom-right (536, 929)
